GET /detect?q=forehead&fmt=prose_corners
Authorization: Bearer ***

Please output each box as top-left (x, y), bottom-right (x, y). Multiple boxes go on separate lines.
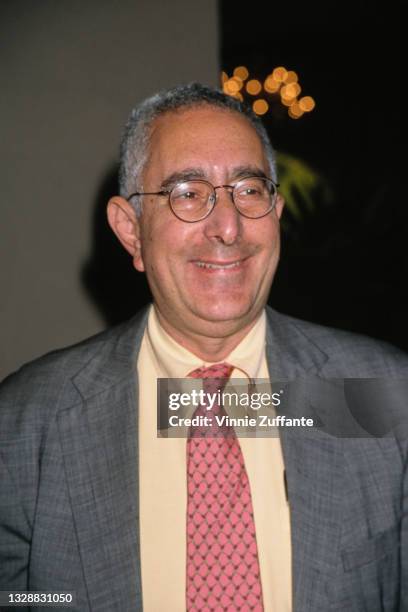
top-left (144, 105), bottom-right (268, 178)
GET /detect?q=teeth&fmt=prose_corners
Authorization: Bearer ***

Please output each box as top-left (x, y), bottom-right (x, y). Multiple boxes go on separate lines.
top-left (196, 261), bottom-right (241, 269)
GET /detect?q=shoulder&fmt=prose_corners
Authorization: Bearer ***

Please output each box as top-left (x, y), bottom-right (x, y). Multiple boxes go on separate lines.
top-left (0, 308), bottom-right (149, 424)
top-left (266, 307), bottom-right (408, 377)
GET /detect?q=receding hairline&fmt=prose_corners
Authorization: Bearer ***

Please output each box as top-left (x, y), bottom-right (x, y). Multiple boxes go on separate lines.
top-left (149, 101), bottom-right (263, 127)
top-left (137, 102), bottom-right (269, 180)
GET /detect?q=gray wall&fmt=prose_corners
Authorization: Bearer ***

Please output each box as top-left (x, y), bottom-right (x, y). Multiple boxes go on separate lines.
top-left (0, 0), bottom-right (218, 380)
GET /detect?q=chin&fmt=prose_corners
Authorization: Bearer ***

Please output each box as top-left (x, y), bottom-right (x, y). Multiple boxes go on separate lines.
top-left (192, 299), bottom-right (257, 325)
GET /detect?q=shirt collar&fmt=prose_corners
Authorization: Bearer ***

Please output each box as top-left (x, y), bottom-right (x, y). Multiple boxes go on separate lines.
top-left (146, 305), bottom-right (266, 381)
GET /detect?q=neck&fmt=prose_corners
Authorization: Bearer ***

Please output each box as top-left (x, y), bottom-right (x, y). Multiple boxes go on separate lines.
top-left (154, 307), bottom-right (261, 362)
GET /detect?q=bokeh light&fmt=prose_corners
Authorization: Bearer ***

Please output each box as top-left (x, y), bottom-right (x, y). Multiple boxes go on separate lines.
top-left (233, 66), bottom-right (249, 81)
top-left (233, 76), bottom-right (244, 90)
top-left (284, 71), bottom-right (298, 84)
top-left (288, 101), bottom-right (304, 119)
top-left (264, 75), bottom-right (280, 93)
top-left (299, 96), bottom-right (316, 111)
top-left (224, 78), bottom-right (241, 94)
top-left (221, 65), bottom-right (315, 119)
top-left (252, 99), bottom-right (269, 115)
top-left (280, 83), bottom-right (300, 100)
top-left (280, 95), bottom-right (294, 107)
top-left (246, 79), bottom-right (262, 95)
top-left (272, 66), bottom-right (288, 82)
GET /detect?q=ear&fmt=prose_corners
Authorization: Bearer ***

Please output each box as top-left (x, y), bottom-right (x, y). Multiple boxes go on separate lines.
top-left (106, 196), bottom-right (145, 272)
top-left (275, 193), bottom-right (285, 219)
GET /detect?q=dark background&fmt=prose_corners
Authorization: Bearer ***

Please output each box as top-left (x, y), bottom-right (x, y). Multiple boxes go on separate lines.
top-left (219, 0), bottom-right (407, 349)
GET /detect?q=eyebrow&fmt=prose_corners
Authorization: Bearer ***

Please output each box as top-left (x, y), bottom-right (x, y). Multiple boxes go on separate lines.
top-left (160, 165), bottom-right (269, 189)
top-left (161, 168), bottom-right (206, 189)
top-left (230, 165), bottom-right (269, 180)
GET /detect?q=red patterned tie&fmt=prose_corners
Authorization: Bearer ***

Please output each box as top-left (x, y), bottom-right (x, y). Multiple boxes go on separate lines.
top-left (186, 363), bottom-right (264, 611)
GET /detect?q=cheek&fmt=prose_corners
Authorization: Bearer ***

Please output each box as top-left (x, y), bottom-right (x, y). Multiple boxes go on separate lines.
top-left (254, 218), bottom-right (280, 257)
top-left (153, 217), bottom-right (199, 257)
top-left (141, 219), bottom-right (193, 277)
top-left (256, 228), bottom-right (281, 284)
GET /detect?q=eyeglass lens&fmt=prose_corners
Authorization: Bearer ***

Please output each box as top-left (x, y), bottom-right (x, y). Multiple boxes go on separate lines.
top-left (170, 178), bottom-right (276, 222)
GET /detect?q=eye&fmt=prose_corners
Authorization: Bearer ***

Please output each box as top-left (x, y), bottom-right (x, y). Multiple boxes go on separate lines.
top-left (238, 185), bottom-right (262, 197)
top-left (180, 190), bottom-right (199, 199)
top-left (171, 182), bottom-right (209, 203)
top-left (235, 178), bottom-right (270, 200)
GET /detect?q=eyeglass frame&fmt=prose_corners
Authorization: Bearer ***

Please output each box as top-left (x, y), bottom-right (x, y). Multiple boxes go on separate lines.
top-left (127, 176), bottom-right (280, 223)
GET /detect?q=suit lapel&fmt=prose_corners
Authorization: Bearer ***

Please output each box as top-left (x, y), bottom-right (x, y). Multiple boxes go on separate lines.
top-left (265, 308), bottom-right (343, 611)
top-left (57, 309), bottom-right (149, 611)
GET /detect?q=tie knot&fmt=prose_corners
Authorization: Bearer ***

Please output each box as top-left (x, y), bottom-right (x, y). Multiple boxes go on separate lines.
top-left (188, 362), bottom-right (233, 393)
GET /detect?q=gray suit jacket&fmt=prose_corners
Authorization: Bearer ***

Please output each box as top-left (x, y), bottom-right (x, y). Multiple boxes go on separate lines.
top-left (1, 306), bottom-right (408, 611)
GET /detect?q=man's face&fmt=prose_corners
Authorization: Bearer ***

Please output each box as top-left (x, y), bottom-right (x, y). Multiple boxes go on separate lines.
top-left (127, 106), bottom-right (283, 340)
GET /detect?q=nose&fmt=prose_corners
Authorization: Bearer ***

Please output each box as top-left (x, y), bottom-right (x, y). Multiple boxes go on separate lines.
top-left (203, 186), bottom-right (242, 245)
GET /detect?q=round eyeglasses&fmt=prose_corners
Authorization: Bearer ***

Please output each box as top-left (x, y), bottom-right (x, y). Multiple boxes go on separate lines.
top-left (127, 176), bottom-right (279, 223)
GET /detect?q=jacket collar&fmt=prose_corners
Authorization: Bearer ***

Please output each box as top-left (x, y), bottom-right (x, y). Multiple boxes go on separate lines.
top-left (71, 307), bottom-right (149, 400)
top-left (72, 306), bottom-right (329, 400)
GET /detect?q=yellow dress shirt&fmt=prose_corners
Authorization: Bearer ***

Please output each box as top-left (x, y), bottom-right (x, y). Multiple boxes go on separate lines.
top-left (137, 306), bottom-right (292, 611)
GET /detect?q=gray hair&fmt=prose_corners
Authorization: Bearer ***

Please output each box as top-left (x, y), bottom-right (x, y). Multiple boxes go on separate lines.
top-left (119, 82), bottom-right (278, 215)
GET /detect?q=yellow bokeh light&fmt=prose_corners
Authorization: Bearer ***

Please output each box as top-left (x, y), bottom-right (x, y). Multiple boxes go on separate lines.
top-left (272, 66), bottom-right (288, 82)
top-left (264, 76), bottom-right (280, 93)
top-left (253, 99), bottom-right (269, 115)
top-left (288, 101), bottom-right (304, 119)
top-left (232, 92), bottom-right (244, 102)
top-left (284, 70), bottom-right (298, 84)
top-left (299, 96), bottom-right (316, 112)
top-left (292, 83), bottom-right (301, 96)
top-left (224, 78), bottom-right (240, 94)
top-left (221, 71), bottom-right (228, 84)
top-left (281, 83), bottom-right (301, 99)
top-left (232, 76), bottom-right (243, 90)
top-left (288, 107), bottom-right (303, 119)
top-left (246, 79), bottom-right (262, 95)
top-left (281, 96), bottom-right (294, 107)
top-left (280, 88), bottom-right (295, 101)
top-left (234, 66), bottom-right (249, 81)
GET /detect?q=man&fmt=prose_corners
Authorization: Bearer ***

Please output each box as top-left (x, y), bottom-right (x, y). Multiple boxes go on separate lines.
top-left (0, 83), bottom-right (407, 611)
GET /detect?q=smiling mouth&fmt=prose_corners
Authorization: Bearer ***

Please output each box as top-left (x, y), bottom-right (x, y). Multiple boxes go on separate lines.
top-left (193, 259), bottom-right (245, 270)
